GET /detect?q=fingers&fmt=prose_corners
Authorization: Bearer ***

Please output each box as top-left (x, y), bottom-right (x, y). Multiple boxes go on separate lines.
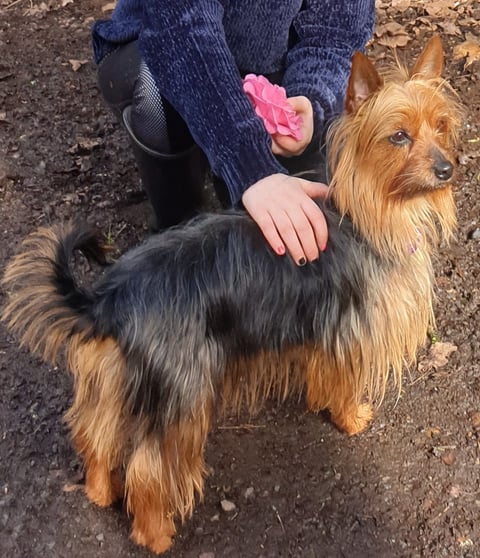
top-left (246, 202), bottom-right (320, 265)
top-left (287, 96), bottom-right (313, 120)
top-left (271, 134), bottom-right (307, 157)
top-left (301, 198), bottom-right (328, 253)
top-left (271, 96), bottom-right (314, 157)
top-left (299, 178), bottom-right (330, 200)
top-left (271, 205), bottom-right (319, 264)
top-left (245, 208), bottom-right (287, 257)
top-left (242, 174), bottom-right (329, 266)
top-left (297, 179), bottom-right (329, 253)
top-left (267, 200), bottom-right (327, 264)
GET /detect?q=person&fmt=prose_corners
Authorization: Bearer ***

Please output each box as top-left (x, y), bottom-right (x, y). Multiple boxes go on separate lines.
top-left (91, 1), bottom-right (375, 266)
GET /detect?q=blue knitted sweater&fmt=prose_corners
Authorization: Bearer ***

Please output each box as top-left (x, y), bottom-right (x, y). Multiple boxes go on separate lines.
top-left (92, 0), bottom-right (374, 203)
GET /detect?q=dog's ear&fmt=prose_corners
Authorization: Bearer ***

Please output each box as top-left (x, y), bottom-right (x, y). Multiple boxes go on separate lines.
top-left (345, 51), bottom-right (384, 114)
top-left (409, 35), bottom-right (444, 80)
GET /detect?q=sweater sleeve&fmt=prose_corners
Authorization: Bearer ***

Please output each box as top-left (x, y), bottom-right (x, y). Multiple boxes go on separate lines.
top-left (283, 0), bottom-right (375, 140)
top-left (138, 0), bottom-right (286, 205)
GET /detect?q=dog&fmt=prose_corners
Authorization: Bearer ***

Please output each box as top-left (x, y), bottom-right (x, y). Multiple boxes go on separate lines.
top-left (2, 36), bottom-right (461, 554)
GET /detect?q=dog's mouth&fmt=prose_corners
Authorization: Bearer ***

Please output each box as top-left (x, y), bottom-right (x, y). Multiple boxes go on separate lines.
top-left (429, 179), bottom-right (454, 191)
top-left (390, 179), bottom-right (453, 199)
top-left (421, 175), bottom-right (454, 192)
top-left (390, 164), bottom-right (455, 198)
top-left (426, 164), bottom-right (456, 191)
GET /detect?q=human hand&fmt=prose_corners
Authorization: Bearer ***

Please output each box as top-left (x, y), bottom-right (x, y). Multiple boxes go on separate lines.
top-left (242, 173), bottom-right (329, 265)
top-left (271, 96), bottom-right (314, 157)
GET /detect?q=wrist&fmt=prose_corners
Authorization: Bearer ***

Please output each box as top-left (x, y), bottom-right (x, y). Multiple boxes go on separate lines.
top-left (216, 138), bottom-right (286, 204)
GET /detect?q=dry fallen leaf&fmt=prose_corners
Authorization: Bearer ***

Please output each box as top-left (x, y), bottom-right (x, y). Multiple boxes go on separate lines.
top-left (469, 411), bottom-right (480, 430)
top-left (416, 16), bottom-right (437, 30)
top-left (68, 138), bottom-right (103, 154)
top-left (457, 535), bottom-right (474, 548)
top-left (453, 36), bottom-right (480, 69)
top-left (68, 59), bottom-right (89, 72)
top-left (418, 341), bottom-right (457, 372)
top-left (425, 426), bottom-right (442, 438)
top-left (375, 21), bottom-right (410, 48)
top-left (424, 0), bottom-right (457, 19)
top-left (436, 20), bottom-right (462, 36)
top-left (391, 0), bottom-right (411, 11)
top-left (63, 483), bottom-right (84, 493)
top-left (102, 1), bottom-right (116, 11)
top-left (441, 451), bottom-right (456, 466)
top-left (449, 484), bottom-right (462, 498)
top-left (24, 2), bottom-right (50, 16)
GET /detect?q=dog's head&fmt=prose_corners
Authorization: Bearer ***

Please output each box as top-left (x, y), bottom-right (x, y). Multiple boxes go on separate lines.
top-left (329, 36), bottom-right (463, 256)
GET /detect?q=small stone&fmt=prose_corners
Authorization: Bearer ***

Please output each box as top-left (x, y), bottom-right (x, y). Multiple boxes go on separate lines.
top-left (442, 451), bottom-right (456, 466)
top-left (470, 411), bottom-right (480, 430)
top-left (220, 499), bottom-right (236, 513)
top-left (96, 533), bottom-right (104, 542)
top-left (468, 228), bottom-right (480, 240)
top-left (449, 484), bottom-right (462, 498)
top-left (199, 553), bottom-right (215, 558)
top-left (210, 513), bottom-right (220, 522)
top-left (244, 487), bottom-right (255, 500)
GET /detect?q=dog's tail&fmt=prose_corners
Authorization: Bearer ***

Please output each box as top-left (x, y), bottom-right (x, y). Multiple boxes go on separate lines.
top-left (1, 222), bottom-right (108, 364)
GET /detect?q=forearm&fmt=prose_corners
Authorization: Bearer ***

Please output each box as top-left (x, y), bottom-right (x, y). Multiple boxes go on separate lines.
top-left (283, 0), bottom-right (375, 137)
top-left (138, 0), bottom-right (285, 203)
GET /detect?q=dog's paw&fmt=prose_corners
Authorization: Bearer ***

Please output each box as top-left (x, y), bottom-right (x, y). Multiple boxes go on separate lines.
top-left (331, 402), bottom-right (374, 436)
top-left (130, 527), bottom-right (173, 555)
top-left (85, 469), bottom-right (124, 507)
top-left (85, 482), bottom-right (116, 508)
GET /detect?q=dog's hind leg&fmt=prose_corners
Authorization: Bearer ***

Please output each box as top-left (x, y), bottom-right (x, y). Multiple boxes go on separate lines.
top-left (66, 337), bottom-right (128, 507)
top-left (71, 428), bottom-right (124, 507)
top-left (126, 400), bottom-right (212, 555)
top-left (125, 438), bottom-right (177, 554)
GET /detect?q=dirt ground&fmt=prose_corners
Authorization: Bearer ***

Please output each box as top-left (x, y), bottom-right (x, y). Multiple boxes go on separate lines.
top-left (0, 1), bottom-right (479, 557)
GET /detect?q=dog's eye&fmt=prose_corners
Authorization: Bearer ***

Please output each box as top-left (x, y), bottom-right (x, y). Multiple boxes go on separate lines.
top-left (389, 130), bottom-right (411, 146)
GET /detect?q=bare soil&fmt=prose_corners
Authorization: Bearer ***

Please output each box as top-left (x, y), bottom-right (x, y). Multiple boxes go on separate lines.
top-left (0, 2), bottom-right (479, 557)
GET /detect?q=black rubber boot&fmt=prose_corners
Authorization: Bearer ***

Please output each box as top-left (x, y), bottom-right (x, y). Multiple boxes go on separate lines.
top-left (123, 106), bottom-right (208, 230)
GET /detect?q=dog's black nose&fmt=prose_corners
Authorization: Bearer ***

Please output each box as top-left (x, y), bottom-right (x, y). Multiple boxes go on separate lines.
top-left (433, 159), bottom-right (453, 181)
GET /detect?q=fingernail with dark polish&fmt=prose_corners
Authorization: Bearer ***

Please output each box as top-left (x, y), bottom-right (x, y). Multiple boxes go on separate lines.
top-left (298, 257), bottom-right (306, 266)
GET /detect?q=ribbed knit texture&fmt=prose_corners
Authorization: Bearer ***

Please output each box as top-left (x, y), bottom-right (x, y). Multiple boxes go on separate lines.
top-left (92, 0), bottom-right (374, 204)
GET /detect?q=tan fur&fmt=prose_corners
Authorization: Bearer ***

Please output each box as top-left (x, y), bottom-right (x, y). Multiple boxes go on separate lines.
top-left (222, 244), bottom-right (433, 437)
top-left (66, 337), bottom-right (128, 486)
top-left (329, 78), bottom-right (459, 260)
top-left (329, 37), bottom-right (460, 262)
top-left (2, 225), bottom-right (94, 363)
top-left (125, 401), bottom-right (212, 553)
top-left (221, 347), bottom-right (308, 415)
top-left (65, 336), bottom-right (212, 552)
top-left (1, 37), bottom-right (462, 554)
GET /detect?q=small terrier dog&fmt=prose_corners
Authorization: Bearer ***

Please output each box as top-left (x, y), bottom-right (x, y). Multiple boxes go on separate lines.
top-left (2, 37), bottom-right (461, 554)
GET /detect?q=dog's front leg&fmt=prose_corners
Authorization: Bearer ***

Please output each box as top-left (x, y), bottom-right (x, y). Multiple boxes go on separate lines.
top-left (305, 353), bottom-right (373, 436)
